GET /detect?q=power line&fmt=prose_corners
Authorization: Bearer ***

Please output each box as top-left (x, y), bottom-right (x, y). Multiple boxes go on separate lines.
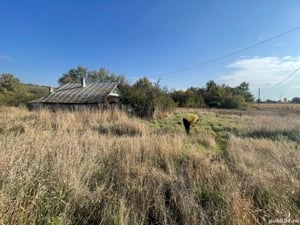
top-left (149, 26), bottom-right (300, 79)
top-left (263, 66), bottom-right (300, 91)
top-left (281, 69), bottom-right (300, 85)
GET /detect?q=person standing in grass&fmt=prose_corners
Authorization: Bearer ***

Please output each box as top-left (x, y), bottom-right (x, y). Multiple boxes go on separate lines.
top-left (183, 113), bottom-right (199, 135)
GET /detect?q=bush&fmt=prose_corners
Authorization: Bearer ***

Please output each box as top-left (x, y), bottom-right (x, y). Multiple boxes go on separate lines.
top-left (120, 78), bottom-right (175, 118)
top-left (203, 80), bottom-right (253, 109)
top-left (292, 97), bottom-right (300, 104)
top-left (171, 89), bottom-right (205, 108)
top-left (222, 95), bottom-right (246, 109)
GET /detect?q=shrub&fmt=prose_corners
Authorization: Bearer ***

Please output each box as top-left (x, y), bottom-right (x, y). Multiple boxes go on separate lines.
top-left (120, 78), bottom-right (175, 118)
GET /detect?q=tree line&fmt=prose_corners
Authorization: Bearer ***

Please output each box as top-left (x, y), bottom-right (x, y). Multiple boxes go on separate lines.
top-left (0, 66), bottom-right (260, 117)
top-left (0, 73), bottom-right (49, 106)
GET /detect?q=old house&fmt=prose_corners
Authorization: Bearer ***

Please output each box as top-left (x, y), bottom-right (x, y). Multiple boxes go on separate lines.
top-left (28, 78), bottom-right (120, 110)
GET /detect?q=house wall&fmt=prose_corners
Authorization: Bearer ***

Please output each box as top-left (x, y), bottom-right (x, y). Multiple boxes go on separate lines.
top-left (32, 102), bottom-right (120, 111)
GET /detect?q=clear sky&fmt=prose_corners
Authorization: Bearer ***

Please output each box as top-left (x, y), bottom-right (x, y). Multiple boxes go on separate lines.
top-left (1, 0), bottom-right (300, 100)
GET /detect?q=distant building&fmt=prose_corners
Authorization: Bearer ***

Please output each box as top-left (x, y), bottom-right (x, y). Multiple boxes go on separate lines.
top-left (28, 77), bottom-right (120, 110)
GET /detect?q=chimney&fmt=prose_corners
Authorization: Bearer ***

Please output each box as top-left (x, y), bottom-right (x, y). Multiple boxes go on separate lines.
top-left (81, 77), bottom-right (86, 88)
top-left (49, 87), bottom-right (54, 94)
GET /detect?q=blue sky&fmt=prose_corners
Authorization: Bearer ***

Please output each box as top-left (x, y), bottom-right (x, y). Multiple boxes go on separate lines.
top-left (1, 0), bottom-right (300, 100)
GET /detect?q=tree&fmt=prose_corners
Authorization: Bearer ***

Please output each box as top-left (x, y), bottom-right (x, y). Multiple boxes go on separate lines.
top-left (206, 80), bottom-right (218, 92)
top-left (88, 68), bottom-right (126, 84)
top-left (171, 90), bottom-right (189, 107)
top-left (203, 80), bottom-right (223, 107)
top-left (0, 73), bottom-right (25, 105)
top-left (203, 81), bottom-right (253, 108)
top-left (120, 77), bottom-right (175, 118)
top-left (58, 66), bottom-right (127, 86)
top-left (171, 88), bottom-right (205, 108)
top-left (292, 97), bottom-right (300, 104)
top-left (233, 82), bottom-right (254, 102)
top-left (0, 73), bottom-right (48, 106)
top-left (0, 73), bottom-right (23, 93)
top-left (58, 66), bottom-right (89, 86)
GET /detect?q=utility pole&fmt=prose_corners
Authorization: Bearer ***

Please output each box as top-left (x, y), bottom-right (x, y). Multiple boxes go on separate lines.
top-left (279, 92), bottom-right (282, 102)
top-left (257, 88), bottom-right (261, 104)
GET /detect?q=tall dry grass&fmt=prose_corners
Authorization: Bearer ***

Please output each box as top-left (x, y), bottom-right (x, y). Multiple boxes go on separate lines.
top-left (0, 106), bottom-right (299, 225)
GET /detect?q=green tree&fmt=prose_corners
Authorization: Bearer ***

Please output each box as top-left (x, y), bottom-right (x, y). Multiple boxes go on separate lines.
top-left (203, 81), bottom-right (252, 108)
top-left (204, 80), bottom-right (223, 107)
top-left (0, 73), bottom-right (49, 106)
top-left (232, 82), bottom-right (254, 102)
top-left (120, 77), bottom-right (175, 118)
top-left (171, 88), bottom-right (205, 108)
top-left (58, 66), bottom-right (89, 86)
top-left (171, 90), bottom-right (187, 107)
top-left (0, 73), bottom-right (29, 105)
top-left (88, 68), bottom-right (126, 84)
top-left (292, 97), bottom-right (300, 103)
top-left (0, 73), bottom-right (23, 93)
top-left (206, 80), bottom-right (218, 92)
top-left (58, 66), bottom-right (127, 86)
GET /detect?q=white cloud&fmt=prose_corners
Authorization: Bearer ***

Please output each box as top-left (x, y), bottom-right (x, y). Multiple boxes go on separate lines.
top-left (217, 56), bottom-right (300, 99)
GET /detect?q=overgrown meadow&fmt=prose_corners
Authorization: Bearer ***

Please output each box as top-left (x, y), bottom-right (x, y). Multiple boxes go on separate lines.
top-left (0, 105), bottom-right (299, 225)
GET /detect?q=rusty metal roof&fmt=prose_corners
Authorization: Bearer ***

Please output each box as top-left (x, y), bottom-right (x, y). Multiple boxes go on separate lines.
top-left (39, 82), bottom-right (119, 104)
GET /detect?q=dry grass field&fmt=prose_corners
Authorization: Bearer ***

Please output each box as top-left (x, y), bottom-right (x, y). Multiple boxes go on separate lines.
top-left (0, 105), bottom-right (299, 225)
